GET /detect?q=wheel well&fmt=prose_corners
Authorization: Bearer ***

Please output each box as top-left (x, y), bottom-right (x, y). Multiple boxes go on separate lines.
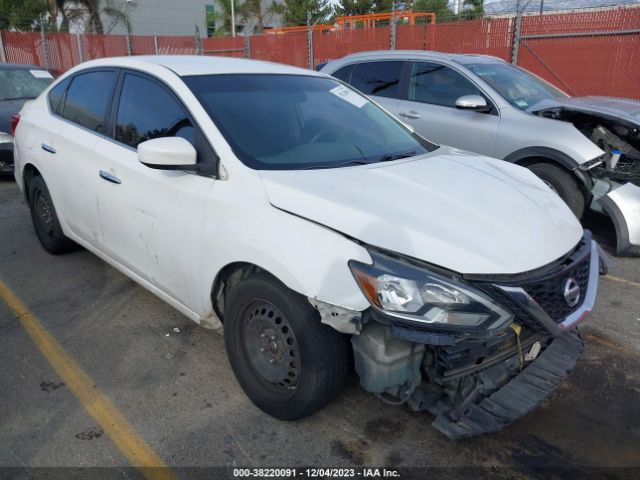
top-left (211, 262), bottom-right (267, 322)
top-left (22, 164), bottom-right (42, 205)
top-left (513, 156), bottom-right (551, 169)
top-left (513, 156), bottom-right (592, 203)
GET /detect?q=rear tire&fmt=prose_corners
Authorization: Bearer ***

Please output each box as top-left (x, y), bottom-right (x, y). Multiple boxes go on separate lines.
top-left (224, 273), bottom-right (349, 420)
top-left (28, 176), bottom-right (76, 254)
top-left (527, 162), bottom-right (586, 219)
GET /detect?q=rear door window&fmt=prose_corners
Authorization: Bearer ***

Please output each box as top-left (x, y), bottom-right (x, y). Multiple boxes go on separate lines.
top-left (349, 61), bottom-right (404, 99)
top-left (62, 70), bottom-right (117, 133)
top-left (48, 77), bottom-right (71, 115)
top-left (408, 62), bottom-right (484, 108)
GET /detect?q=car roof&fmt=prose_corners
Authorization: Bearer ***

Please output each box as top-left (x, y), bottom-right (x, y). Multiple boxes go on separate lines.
top-left (0, 63), bottom-right (49, 71)
top-left (70, 55), bottom-right (322, 77)
top-left (327, 50), bottom-right (506, 65)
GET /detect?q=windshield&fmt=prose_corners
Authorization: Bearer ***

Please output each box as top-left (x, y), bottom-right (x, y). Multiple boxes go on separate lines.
top-left (0, 69), bottom-right (53, 101)
top-left (465, 63), bottom-right (568, 110)
top-left (183, 74), bottom-right (435, 170)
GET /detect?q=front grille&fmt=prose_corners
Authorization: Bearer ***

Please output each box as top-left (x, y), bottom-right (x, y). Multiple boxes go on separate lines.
top-left (483, 286), bottom-right (548, 334)
top-left (476, 234), bottom-right (592, 332)
top-left (519, 246), bottom-right (591, 322)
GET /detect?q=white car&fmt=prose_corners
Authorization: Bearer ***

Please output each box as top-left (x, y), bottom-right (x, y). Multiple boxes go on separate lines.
top-left (13, 56), bottom-right (605, 438)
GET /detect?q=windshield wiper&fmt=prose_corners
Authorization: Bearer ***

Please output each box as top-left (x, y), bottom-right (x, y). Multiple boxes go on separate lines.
top-left (379, 150), bottom-right (417, 162)
top-left (0, 96), bottom-right (35, 102)
top-left (300, 160), bottom-right (370, 170)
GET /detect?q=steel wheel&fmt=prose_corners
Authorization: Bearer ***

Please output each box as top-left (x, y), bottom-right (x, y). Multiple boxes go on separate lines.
top-left (35, 190), bottom-right (55, 238)
top-left (241, 300), bottom-right (300, 395)
top-left (27, 175), bottom-right (76, 254)
top-left (223, 273), bottom-right (349, 420)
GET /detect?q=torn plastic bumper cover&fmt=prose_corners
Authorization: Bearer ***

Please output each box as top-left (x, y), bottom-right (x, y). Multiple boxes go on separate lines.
top-left (597, 182), bottom-right (640, 256)
top-left (430, 328), bottom-right (583, 439)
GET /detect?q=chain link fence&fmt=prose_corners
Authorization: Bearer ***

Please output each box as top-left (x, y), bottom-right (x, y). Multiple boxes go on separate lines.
top-left (0, 4), bottom-right (638, 98)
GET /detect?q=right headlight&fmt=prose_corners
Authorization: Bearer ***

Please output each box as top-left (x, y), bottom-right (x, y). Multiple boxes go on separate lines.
top-left (349, 250), bottom-right (513, 334)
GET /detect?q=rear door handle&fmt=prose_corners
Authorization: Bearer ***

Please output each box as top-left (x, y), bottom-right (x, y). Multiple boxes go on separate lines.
top-left (41, 143), bottom-right (56, 154)
top-left (99, 170), bottom-right (121, 185)
top-left (399, 110), bottom-right (421, 119)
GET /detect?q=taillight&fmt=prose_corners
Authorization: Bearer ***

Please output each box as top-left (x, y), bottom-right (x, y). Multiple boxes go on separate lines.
top-left (10, 113), bottom-right (20, 137)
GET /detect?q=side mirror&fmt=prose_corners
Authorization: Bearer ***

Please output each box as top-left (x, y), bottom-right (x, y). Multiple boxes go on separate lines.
top-left (455, 95), bottom-right (491, 113)
top-left (138, 137), bottom-right (197, 170)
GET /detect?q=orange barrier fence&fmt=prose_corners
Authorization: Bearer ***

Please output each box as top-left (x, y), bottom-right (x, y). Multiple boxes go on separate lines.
top-left (313, 27), bottom-right (391, 66)
top-left (1, 6), bottom-right (638, 99)
top-left (517, 7), bottom-right (640, 99)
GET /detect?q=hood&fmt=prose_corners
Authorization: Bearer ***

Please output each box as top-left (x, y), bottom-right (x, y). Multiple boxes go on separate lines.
top-left (260, 147), bottom-right (583, 275)
top-left (0, 99), bottom-right (29, 134)
top-left (530, 96), bottom-right (640, 126)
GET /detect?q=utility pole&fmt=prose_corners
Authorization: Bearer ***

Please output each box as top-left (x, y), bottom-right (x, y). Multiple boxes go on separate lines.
top-left (390, 8), bottom-right (397, 50)
top-left (0, 32), bottom-right (6, 63)
top-left (76, 33), bottom-right (84, 63)
top-left (231, 0), bottom-right (236, 37)
top-left (539, 0), bottom-right (544, 15)
top-left (307, 11), bottom-right (313, 70)
top-left (511, 0), bottom-right (523, 65)
top-left (195, 24), bottom-right (203, 55)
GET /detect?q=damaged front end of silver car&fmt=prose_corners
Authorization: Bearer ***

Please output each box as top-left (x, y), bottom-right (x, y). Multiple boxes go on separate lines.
top-left (343, 234), bottom-right (603, 439)
top-left (536, 100), bottom-right (640, 256)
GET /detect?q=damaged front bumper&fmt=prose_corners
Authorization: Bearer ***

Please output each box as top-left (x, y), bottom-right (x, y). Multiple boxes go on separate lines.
top-left (430, 328), bottom-right (583, 438)
top-left (352, 236), bottom-right (600, 439)
top-left (592, 180), bottom-right (640, 256)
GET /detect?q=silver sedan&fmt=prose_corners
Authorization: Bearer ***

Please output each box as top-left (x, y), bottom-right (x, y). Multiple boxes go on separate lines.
top-left (321, 51), bottom-right (640, 255)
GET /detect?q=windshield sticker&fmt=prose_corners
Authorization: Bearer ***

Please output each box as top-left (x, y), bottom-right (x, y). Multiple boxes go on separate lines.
top-left (329, 85), bottom-right (368, 108)
top-left (30, 69), bottom-right (53, 79)
top-left (515, 99), bottom-right (528, 108)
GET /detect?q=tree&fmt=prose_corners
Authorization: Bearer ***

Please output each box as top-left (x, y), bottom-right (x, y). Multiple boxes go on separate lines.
top-left (62, 0), bottom-right (133, 34)
top-left (412, 0), bottom-right (457, 22)
top-left (333, 0), bottom-right (373, 17)
top-left (271, 0), bottom-right (332, 26)
top-left (207, 0), bottom-right (240, 36)
top-left (237, 0), bottom-right (279, 33)
top-left (370, 0), bottom-right (393, 14)
top-left (461, 0), bottom-right (484, 19)
top-left (0, 0), bottom-right (48, 31)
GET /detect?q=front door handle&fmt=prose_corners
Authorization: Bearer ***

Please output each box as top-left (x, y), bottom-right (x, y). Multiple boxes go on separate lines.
top-left (41, 143), bottom-right (56, 154)
top-left (99, 170), bottom-right (121, 185)
top-left (399, 110), bottom-right (421, 119)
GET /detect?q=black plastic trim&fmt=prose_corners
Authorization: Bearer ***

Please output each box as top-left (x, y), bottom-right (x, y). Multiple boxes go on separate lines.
top-left (504, 146), bottom-right (593, 196)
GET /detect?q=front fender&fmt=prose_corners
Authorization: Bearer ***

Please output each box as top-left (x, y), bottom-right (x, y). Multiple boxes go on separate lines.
top-left (504, 146), bottom-right (593, 197)
top-left (197, 196), bottom-right (372, 318)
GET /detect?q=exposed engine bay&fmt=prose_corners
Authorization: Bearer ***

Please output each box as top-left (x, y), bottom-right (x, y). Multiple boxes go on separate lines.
top-left (532, 103), bottom-right (640, 256)
top-left (352, 320), bottom-right (583, 439)
top-left (536, 107), bottom-right (640, 183)
top-left (348, 235), bottom-right (596, 439)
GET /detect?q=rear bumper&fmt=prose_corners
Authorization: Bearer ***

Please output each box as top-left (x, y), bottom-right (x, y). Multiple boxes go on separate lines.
top-left (0, 140), bottom-right (14, 174)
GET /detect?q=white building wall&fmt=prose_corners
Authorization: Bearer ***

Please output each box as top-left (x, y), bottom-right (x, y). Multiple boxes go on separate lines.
top-left (108, 0), bottom-right (211, 36)
top-left (106, 0), bottom-right (282, 37)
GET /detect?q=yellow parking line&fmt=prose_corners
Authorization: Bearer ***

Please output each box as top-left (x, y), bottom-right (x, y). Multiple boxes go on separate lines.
top-left (0, 279), bottom-right (177, 480)
top-left (604, 275), bottom-right (640, 289)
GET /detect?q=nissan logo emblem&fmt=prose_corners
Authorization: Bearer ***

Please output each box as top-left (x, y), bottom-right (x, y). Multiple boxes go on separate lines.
top-left (563, 277), bottom-right (581, 307)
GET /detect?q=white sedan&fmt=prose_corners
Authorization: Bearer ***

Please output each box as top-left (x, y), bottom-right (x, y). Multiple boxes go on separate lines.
top-left (13, 56), bottom-right (603, 438)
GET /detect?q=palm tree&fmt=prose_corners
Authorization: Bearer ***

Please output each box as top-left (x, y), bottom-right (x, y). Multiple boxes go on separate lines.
top-left (52, 0), bottom-right (132, 34)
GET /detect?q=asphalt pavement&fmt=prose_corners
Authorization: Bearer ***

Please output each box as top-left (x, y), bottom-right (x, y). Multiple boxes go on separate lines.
top-left (1, 176), bottom-right (639, 479)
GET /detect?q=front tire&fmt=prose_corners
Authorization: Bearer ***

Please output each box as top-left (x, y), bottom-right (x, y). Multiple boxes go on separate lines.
top-left (527, 162), bottom-right (586, 219)
top-left (28, 176), bottom-right (76, 254)
top-left (224, 273), bottom-right (349, 420)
